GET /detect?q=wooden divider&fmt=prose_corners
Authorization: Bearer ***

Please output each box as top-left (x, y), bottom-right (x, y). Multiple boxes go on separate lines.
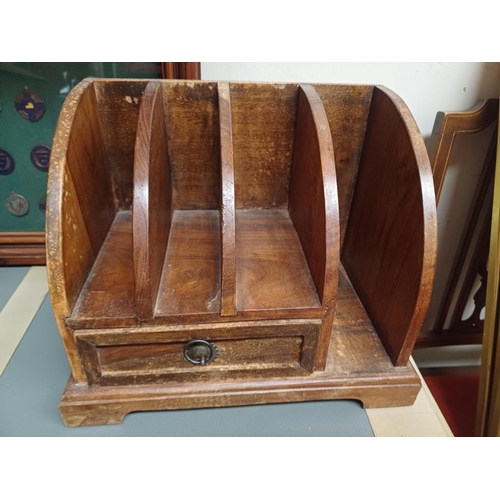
top-left (133, 82), bottom-right (172, 320)
top-left (289, 84), bottom-right (340, 370)
top-left (342, 86), bottom-right (437, 366)
top-left (218, 82), bottom-right (237, 316)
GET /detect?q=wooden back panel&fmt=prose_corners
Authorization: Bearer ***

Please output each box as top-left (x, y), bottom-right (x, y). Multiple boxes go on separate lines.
top-left (162, 81), bottom-right (220, 210)
top-left (94, 80), bottom-right (148, 210)
top-left (313, 84), bottom-right (373, 249)
top-left (133, 82), bottom-right (172, 320)
top-left (342, 86), bottom-right (437, 366)
top-left (66, 82), bottom-right (115, 256)
top-left (230, 83), bottom-right (298, 209)
top-left (218, 82), bottom-right (237, 317)
top-left (288, 85), bottom-right (340, 369)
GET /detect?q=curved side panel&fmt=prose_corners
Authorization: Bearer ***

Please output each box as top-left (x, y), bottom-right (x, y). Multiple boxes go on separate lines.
top-left (342, 86), bottom-right (437, 366)
top-left (133, 82), bottom-right (172, 320)
top-left (289, 84), bottom-right (340, 370)
top-left (47, 78), bottom-right (115, 382)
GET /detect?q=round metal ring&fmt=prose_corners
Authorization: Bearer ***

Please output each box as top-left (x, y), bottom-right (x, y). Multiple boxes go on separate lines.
top-left (183, 339), bottom-right (217, 366)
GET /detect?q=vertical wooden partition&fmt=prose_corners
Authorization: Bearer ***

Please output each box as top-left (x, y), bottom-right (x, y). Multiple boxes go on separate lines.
top-left (289, 85), bottom-right (340, 370)
top-left (133, 82), bottom-right (172, 320)
top-left (218, 82), bottom-right (237, 317)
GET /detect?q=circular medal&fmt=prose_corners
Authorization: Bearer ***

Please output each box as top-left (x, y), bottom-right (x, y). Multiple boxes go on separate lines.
top-left (15, 87), bottom-right (46, 122)
top-left (0, 149), bottom-right (15, 175)
top-left (31, 145), bottom-right (51, 172)
top-left (6, 192), bottom-right (29, 217)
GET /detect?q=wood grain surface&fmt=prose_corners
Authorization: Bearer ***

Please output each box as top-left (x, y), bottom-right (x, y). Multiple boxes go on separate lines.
top-left (162, 81), bottom-right (220, 210)
top-left (342, 86), bottom-right (437, 366)
top-left (133, 82), bottom-right (172, 320)
top-left (218, 82), bottom-right (237, 316)
top-left (432, 98), bottom-right (499, 202)
top-left (313, 84), bottom-right (373, 249)
top-left (155, 210), bottom-right (221, 317)
top-left (46, 79), bottom-right (434, 424)
top-left (289, 85), bottom-right (340, 369)
top-left (235, 209), bottom-right (322, 313)
top-left (59, 267), bottom-right (421, 426)
top-left (94, 80), bottom-right (148, 209)
top-left (230, 83), bottom-right (298, 209)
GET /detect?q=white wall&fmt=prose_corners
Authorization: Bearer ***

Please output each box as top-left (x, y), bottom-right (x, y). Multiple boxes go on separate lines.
top-left (202, 63), bottom-right (500, 363)
top-left (202, 62), bottom-right (499, 140)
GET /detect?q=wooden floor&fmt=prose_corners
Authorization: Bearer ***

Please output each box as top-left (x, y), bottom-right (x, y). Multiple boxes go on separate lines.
top-left (0, 265), bottom-right (452, 436)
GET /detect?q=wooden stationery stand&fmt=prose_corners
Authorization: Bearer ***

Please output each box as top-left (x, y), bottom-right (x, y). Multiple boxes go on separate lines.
top-left (46, 79), bottom-right (437, 426)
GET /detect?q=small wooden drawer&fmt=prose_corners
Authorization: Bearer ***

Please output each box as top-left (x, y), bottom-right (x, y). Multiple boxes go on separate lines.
top-left (75, 320), bottom-right (320, 385)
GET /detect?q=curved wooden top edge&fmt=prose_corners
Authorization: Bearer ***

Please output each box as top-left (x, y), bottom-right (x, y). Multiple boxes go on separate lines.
top-left (132, 81), bottom-right (163, 318)
top-left (432, 99), bottom-right (499, 202)
top-left (432, 98), bottom-right (499, 135)
top-left (46, 78), bottom-right (97, 318)
top-left (375, 85), bottom-right (438, 361)
top-left (133, 81), bottom-right (162, 225)
top-left (299, 84), bottom-right (340, 305)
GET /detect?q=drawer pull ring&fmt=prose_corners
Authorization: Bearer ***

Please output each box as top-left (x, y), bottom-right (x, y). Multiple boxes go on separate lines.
top-left (183, 339), bottom-right (217, 366)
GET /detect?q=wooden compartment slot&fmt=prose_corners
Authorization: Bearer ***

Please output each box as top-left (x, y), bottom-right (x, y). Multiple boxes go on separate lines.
top-left (47, 78), bottom-right (437, 426)
top-left (155, 210), bottom-right (221, 316)
top-left (230, 84), bottom-right (337, 332)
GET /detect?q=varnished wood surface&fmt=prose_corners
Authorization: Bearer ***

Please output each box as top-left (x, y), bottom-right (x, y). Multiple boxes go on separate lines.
top-left (59, 267), bottom-right (421, 426)
top-left (73, 211), bottom-right (134, 321)
top-left (76, 319), bottom-right (321, 345)
top-left (431, 107), bottom-right (497, 340)
top-left (94, 80), bottom-right (148, 210)
top-left (218, 82), bottom-right (237, 316)
top-left (98, 336), bottom-right (304, 383)
top-left (47, 79), bottom-right (109, 383)
top-left (432, 98), bottom-right (499, 202)
top-left (162, 81), bottom-right (220, 209)
top-left (156, 210), bottom-right (221, 316)
top-left (289, 85), bottom-right (339, 369)
top-left (230, 83), bottom-right (298, 209)
top-left (342, 86), bottom-right (437, 366)
top-left (0, 232), bottom-right (46, 266)
top-left (133, 82), bottom-right (172, 320)
top-left (162, 62), bottom-right (201, 80)
top-left (235, 209), bottom-right (322, 313)
top-left (66, 81), bottom-right (115, 256)
top-left (46, 79), bottom-right (436, 421)
top-left (477, 104), bottom-right (500, 436)
top-left (313, 84), bottom-right (373, 249)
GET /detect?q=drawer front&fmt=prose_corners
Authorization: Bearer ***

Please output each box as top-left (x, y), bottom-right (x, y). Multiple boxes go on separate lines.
top-left (99, 336), bottom-right (302, 374)
top-left (75, 320), bottom-right (320, 385)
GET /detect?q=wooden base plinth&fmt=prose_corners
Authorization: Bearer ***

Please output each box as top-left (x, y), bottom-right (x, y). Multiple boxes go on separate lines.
top-left (59, 272), bottom-right (421, 427)
top-left (60, 370), bottom-right (421, 427)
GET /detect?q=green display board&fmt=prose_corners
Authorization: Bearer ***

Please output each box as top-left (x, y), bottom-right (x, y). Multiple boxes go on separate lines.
top-left (0, 63), bottom-right (162, 232)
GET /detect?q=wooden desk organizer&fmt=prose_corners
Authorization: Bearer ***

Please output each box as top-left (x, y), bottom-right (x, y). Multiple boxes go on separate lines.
top-left (46, 79), bottom-right (437, 426)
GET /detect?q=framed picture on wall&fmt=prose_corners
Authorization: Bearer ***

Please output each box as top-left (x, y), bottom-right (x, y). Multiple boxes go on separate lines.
top-left (0, 62), bottom-right (200, 265)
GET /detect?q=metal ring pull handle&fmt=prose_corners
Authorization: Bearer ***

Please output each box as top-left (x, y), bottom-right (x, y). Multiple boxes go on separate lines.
top-left (183, 339), bottom-right (218, 366)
